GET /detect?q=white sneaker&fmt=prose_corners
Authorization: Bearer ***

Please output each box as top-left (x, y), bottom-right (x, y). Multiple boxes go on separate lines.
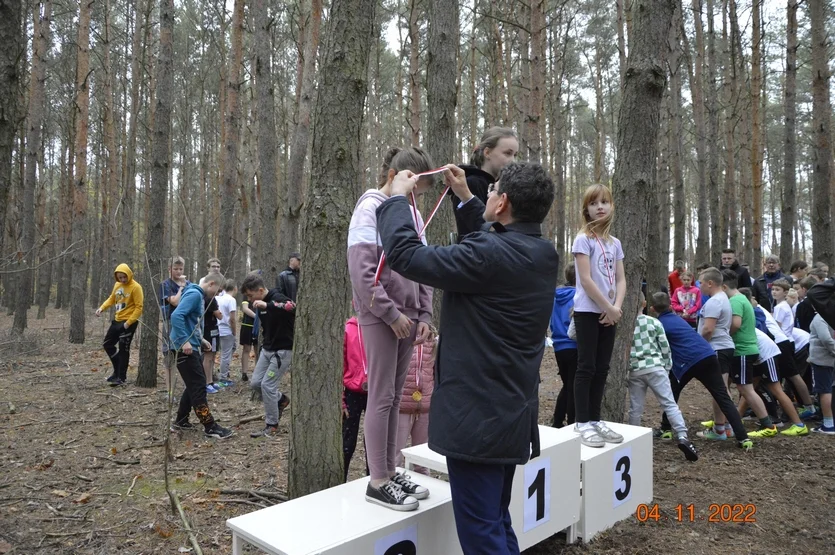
top-left (574, 423), bottom-right (605, 448)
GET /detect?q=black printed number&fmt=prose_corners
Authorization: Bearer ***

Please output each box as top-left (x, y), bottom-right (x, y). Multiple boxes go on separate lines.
top-left (527, 467), bottom-right (546, 522)
top-left (615, 456), bottom-right (632, 501)
top-left (384, 540), bottom-right (417, 555)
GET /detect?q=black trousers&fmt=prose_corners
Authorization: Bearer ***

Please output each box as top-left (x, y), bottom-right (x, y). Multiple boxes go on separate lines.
top-left (102, 320), bottom-right (138, 380)
top-left (661, 355), bottom-right (748, 441)
top-left (175, 351), bottom-right (215, 429)
top-left (342, 388), bottom-right (368, 482)
top-left (573, 312), bottom-right (617, 422)
top-left (553, 349), bottom-right (578, 427)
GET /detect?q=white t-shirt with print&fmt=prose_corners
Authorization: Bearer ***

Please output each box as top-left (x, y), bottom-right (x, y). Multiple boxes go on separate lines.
top-left (572, 233), bottom-right (624, 314)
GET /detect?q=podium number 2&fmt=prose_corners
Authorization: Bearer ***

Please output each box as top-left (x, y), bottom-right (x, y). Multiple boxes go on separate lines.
top-left (613, 447), bottom-right (633, 508)
top-left (523, 457), bottom-right (551, 532)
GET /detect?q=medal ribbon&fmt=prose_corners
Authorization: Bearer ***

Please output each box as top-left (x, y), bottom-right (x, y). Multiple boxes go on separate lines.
top-left (592, 233), bottom-right (615, 299)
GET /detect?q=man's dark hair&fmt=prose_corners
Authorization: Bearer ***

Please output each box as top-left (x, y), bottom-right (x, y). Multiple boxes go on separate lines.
top-left (738, 287), bottom-right (753, 302)
top-left (564, 262), bottom-right (576, 286)
top-left (695, 262), bottom-right (711, 273)
top-left (651, 292), bottom-right (671, 313)
top-left (496, 162), bottom-right (554, 223)
top-left (721, 268), bottom-right (739, 289)
top-left (240, 273), bottom-right (267, 294)
top-left (790, 260), bottom-right (808, 273)
top-left (289, 252), bottom-right (301, 262)
top-left (722, 248), bottom-right (736, 255)
top-left (800, 276), bottom-right (818, 290)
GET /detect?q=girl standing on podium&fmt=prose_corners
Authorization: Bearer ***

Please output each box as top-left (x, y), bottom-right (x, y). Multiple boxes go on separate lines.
top-left (347, 147), bottom-right (435, 511)
top-left (572, 184), bottom-right (626, 448)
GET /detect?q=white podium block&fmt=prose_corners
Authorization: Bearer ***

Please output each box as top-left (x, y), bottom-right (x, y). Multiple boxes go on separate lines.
top-left (226, 472), bottom-right (461, 555)
top-left (402, 425), bottom-right (581, 551)
top-left (568, 422), bottom-right (653, 543)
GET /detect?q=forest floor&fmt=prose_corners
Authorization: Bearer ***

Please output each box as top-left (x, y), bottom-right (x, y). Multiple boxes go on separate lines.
top-left (1, 308), bottom-right (833, 555)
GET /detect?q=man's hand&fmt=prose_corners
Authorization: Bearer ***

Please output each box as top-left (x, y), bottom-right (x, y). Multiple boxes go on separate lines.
top-left (253, 300), bottom-right (267, 310)
top-left (282, 300), bottom-right (296, 312)
top-left (443, 164), bottom-right (471, 202)
top-left (95, 308), bottom-right (102, 317)
top-left (124, 322), bottom-right (129, 329)
top-left (390, 313), bottom-right (414, 340)
top-left (182, 342), bottom-right (193, 355)
top-left (414, 322), bottom-right (432, 345)
top-left (201, 339), bottom-right (212, 352)
top-left (390, 170), bottom-right (418, 197)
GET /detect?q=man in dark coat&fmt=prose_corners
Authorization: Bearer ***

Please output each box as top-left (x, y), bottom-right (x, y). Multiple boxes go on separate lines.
top-left (752, 254), bottom-right (786, 312)
top-left (720, 249), bottom-right (752, 290)
top-left (275, 253), bottom-right (300, 302)
top-left (377, 162), bottom-right (559, 555)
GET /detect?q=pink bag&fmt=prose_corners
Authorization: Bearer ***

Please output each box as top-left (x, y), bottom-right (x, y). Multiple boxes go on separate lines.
top-left (343, 317), bottom-right (367, 393)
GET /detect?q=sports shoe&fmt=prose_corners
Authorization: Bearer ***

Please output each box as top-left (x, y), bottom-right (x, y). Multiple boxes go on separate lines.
top-left (365, 481), bottom-right (418, 511)
top-left (748, 425), bottom-right (778, 438)
top-left (653, 428), bottom-right (673, 440)
top-left (204, 423), bottom-right (234, 439)
top-left (677, 437), bottom-right (699, 462)
top-left (250, 425), bottom-right (279, 438)
top-left (592, 422), bottom-right (624, 444)
top-left (575, 424), bottom-right (605, 448)
top-left (170, 420), bottom-right (195, 432)
top-left (241, 373), bottom-right (249, 382)
top-left (391, 472), bottom-right (429, 500)
top-left (106, 374), bottom-right (118, 383)
top-left (780, 423), bottom-right (809, 437)
top-left (218, 379), bottom-right (235, 387)
top-left (278, 393), bottom-right (291, 420)
top-left (813, 425), bottom-right (835, 435)
top-left (700, 419), bottom-right (715, 428)
top-left (738, 439), bottom-right (754, 451)
top-left (725, 427), bottom-right (735, 438)
top-left (110, 378), bottom-right (126, 386)
top-left (798, 407), bottom-right (818, 420)
top-left (206, 384), bottom-right (220, 394)
top-left (696, 429), bottom-right (727, 441)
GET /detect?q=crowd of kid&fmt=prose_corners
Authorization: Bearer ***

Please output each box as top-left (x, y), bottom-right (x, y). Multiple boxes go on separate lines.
top-left (91, 125), bottom-right (835, 516)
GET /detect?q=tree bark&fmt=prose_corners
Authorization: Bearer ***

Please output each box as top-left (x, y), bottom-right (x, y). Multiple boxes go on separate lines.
top-left (407, 0), bottom-right (422, 146)
top-left (810, 0), bottom-right (834, 267)
top-left (527, 0), bottom-right (544, 163)
top-left (288, 0), bottom-right (376, 498)
top-left (750, 0), bottom-right (762, 271)
top-left (706, 0), bottom-right (721, 263)
top-left (685, 0), bottom-right (709, 265)
top-left (13, 0), bottom-right (50, 335)
top-left (780, 0), bottom-right (797, 265)
top-left (603, 0), bottom-right (674, 421)
top-left (668, 6), bottom-right (685, 262)
top-left (616, 0), bottom-right (627, 87)
top-left (0, 0), bottom-right (23, 249)
top-left (136, 0), bottom-right (174, 388)
top-left (280, 0), bottom-right (322, 263)
top-left (69, 0), bottom-right (94, 344)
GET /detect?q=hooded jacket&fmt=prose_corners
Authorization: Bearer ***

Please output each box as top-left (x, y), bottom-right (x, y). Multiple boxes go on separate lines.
top-left (550, 286), bottom-right (577, 352)
top-left (169, 283), bottom-right (205, 352)
top-left (347, 189), bottom-right (433, 327)
top-left (449, 164), bottom-right (494, 240)
top-left (399, 337), bottom-right (436, 414)
top-left (99, 263), bottom-right (144, 326)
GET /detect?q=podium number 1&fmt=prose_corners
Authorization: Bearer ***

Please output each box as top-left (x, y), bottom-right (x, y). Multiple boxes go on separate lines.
top-left (523, 457), bottom-right (551, 532)
top-left (613, 446), bottom-right (633, 508)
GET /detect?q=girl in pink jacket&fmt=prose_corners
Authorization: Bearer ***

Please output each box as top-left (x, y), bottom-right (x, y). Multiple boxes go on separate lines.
top-left (671, 270), bottom-right (702, 328)
top-left (396, 333), bottom-right (437, 475)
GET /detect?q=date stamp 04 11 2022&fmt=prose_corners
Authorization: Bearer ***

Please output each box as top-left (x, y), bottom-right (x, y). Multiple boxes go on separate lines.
top-left (635, 503), bottom-right (757, 523)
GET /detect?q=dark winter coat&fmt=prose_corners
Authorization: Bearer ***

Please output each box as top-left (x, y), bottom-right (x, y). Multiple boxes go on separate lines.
top-left (258, 289), bottom-right (295, 352)
top-left (377, 195), bottom-right (559, 465)
top-left (276, 267), bottom-right (299, 302)
top-left (752, 271), bottom-right (786, 312)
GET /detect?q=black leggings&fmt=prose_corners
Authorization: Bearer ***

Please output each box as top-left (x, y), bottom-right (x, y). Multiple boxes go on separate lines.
top-left (573, 312), bottom-right (617, 423)
top-left (553, 349), bottom-right (578, 427)
top-left (661, 355), bottom-right (748, 441)
top-left (103, 320), bottom-right (138, 381)
top-left (342, 388), bottom-right (369, 482)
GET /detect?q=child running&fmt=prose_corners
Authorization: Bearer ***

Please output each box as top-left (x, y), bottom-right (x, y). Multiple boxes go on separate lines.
top-left (95, 263), bottom-right (144, 386)
top-left (572, 184), bottom-right (625, 448)
top-left (627, 293), bottom-right (698, 461)
top-left (348, 147), bottom-right (435, 511)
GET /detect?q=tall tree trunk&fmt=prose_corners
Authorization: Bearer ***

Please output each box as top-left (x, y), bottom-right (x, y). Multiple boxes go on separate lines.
top-left (685, 0), bottom-right (709, 265)
top-left (102, 0), bottom-right (117, 293)
top-left (407, 0), bottom-right (421, 146)
top-left (253, 0), bottom-right (280, 277)
top-left (280, 0), bottom-right (322, 262)
top-left (13, 0), bottom-right (50, 335)
top-left (69, 0), bottom-right (94, 344)
top-left (137, 0), bottom-right (174, 388)
top-left (750, 0), bottom-right (762, 270)
top-left (289, 0), bottom-right (376, 498)
top-left (668, 7), bottom-right (685, 262)
top-left (217, 0), bottom-right (244, 275)
top-left (0, 0), bottom-right (23, 245)
top-left (810, 0), bottom-right (834, 267)
top-left (425, 0), bottom-right (459, 322)
top-left (527, 0), bottom-right (544, 163)
top-left (780, 0), bottom-right (797, 265)
top-left (616, 0), bottom-right (627, 87)
top-left (706, 0), bottom-right (721, 263)
top-left (37, 169), bottom-right (52, 319)
top-left (603, 0), bottom-right (674, 421)
top-left (593, 41), bottom-right (606, 182)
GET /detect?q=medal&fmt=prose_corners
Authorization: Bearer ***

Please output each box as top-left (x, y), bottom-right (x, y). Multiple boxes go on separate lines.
top-left (609, 290), bottom-right (615, 300)
top-left (361, 381), bottom-right (368, 392)
top-left (412, 391), bottom-right (422, 402)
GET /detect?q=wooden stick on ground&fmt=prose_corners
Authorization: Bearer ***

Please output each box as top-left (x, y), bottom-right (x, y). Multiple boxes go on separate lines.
top-left (168, 490), bottom-right (203, 555)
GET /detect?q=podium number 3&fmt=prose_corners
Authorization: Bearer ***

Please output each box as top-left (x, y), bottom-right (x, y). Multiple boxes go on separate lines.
top-left (613, 446), bottom-right (633, 507)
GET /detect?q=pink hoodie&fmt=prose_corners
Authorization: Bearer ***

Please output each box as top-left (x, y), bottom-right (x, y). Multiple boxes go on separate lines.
top-left (399, 337), bottom-right (436, 414)
top-left (671, 285), bottom-right (702, 322)
top-left (347, 189), bottom-right (433, 326)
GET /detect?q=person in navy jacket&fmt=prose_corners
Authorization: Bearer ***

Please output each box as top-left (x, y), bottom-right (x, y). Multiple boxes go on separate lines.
top-left (377, 162), bottom-right (558, 555)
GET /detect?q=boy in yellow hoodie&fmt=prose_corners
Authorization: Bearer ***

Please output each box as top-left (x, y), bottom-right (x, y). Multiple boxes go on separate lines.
top-left (95, 264), bottom-right (144, 385)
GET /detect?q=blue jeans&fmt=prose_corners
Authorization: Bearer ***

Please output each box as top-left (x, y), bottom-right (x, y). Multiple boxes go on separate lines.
top-left (446, 457), bottom-right (519, 555)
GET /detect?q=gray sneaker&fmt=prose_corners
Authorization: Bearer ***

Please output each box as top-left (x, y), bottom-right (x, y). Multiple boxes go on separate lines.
top-left (575, 423), bottom-right (605, 448)
top-left (593, 421), bottom-right (624, 444)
